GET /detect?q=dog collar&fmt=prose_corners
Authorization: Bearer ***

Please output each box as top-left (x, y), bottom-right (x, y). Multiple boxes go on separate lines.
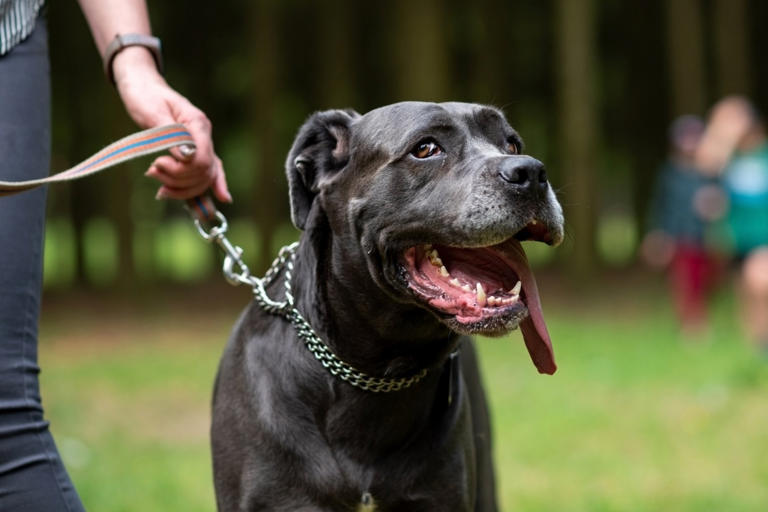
top-left (253, 243), bottom-right (429, 393)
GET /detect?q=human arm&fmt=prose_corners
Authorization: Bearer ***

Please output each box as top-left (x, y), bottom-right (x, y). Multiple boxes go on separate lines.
top-left (77, 0), bottom-right (231, 202)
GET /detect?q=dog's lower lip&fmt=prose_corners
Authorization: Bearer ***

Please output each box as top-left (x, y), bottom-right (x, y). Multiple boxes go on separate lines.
top-left (396, 238), bottom-right (557, 374)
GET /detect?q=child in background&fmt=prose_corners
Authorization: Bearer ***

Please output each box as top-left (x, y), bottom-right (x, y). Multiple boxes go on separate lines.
top-left (642, 115), bottom-right (724, 338)
top-left (699, 97), bottom-right (768, 352)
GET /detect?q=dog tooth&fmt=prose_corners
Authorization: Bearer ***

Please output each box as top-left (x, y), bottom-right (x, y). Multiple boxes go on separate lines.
top-left (439, 265), bottom-right (449, 277)
top-left (531, 219), bottom-right (538, 225)
top-left (509, 280), bottom-right (522, 296)
top-left (428, 250), bottom-right (443, 267)
top-left (503, 298), bottom-right (514, 305)
top-left (488, 296), bottom-right (497, 306)
top-left (462, 284), bottom-right (472, 292)
top-left (476, 283), bottom-right (486, 307)
top-left (450, 278), bottom-right (461, 287)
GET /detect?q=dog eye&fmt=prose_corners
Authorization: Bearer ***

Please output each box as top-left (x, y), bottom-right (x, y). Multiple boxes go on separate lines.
top-left (411, 139), bottom-right (443, 159)
top-left (507, 140), bottom-right (520, 155)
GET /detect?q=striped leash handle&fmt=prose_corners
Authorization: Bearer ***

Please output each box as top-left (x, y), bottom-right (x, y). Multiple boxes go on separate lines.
top-left (0, 123), bottom-right (218, 222)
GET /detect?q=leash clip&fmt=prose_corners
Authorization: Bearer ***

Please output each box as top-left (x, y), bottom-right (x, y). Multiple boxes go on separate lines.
top-left (191, 209), bottom-right (257, 288)
top-left (192, 210), bottom-right (228, 241)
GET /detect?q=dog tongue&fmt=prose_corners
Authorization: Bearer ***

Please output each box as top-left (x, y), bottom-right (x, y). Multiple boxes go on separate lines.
top-left (496, 240), bottom-right (557, 375)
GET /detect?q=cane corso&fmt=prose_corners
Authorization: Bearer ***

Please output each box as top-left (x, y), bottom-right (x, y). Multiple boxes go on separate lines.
top-left (211, 102), bottom-right (564, 511)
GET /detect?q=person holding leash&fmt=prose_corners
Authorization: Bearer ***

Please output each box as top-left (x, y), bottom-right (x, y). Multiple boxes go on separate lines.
top-left (0, 0), bottom-right (230, 509)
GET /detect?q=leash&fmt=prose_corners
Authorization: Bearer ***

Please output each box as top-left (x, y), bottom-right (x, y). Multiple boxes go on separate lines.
top-left (0, 123), bottom-right (219, 224)
top-left (0, 125), bottom-right (428, 393)
top-left (0, 124), bottom-right (217, 225)
top-left (2, 124), bottom-right (188, 194)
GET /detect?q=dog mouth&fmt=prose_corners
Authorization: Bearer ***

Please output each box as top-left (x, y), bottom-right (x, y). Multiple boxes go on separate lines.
top-left (400, 236), bottom-right (556, 374)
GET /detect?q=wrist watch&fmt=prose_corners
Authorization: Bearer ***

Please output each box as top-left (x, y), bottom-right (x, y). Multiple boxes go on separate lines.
top-left (103, 33), bottom-right (164, 85)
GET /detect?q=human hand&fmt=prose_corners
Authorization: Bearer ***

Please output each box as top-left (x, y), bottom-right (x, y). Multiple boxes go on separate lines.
top-left (112, 47), bottom-right (231, 202)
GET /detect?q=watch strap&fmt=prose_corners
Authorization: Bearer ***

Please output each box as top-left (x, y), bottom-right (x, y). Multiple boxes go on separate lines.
top-left (103, 33), bottom-right (164, 85)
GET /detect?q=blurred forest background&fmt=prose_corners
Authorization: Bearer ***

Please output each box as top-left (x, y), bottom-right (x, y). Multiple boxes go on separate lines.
top-left (43, 0), bottom-right (768, 289)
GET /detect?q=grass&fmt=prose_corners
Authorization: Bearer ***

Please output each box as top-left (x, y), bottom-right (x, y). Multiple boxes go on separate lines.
top-left (38, 273), bottom-right (768, 511)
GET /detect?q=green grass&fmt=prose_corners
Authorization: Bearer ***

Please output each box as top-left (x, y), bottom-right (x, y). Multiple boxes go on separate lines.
top-left (38, 276), bottom-right (768, 511)
top-left (482, 296), bottom-right (768, 511)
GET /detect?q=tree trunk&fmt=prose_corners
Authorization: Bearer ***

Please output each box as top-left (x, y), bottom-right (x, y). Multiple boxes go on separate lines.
top-left (665, 0), bottom-right (707, 116)
top-left (712, 0), bottom-right (751, 97)
top-left (623, 2), bottom-right (669, 245)
top-left (390, 0), bottom-right (449, 101)
top-left (469, 0), bottom-right (506, 105)
top-left (316, 0), bottom-right (356, 108)
top-left (250, 0), bottom-right (281, 273)
top-left (108, 161), bottom-right (136, 289)
top-left (555, 0), bottom-right (599, 275)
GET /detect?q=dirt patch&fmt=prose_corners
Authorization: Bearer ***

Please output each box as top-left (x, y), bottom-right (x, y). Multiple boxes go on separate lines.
top-left (40, 281), bottom-right (247, 355)
top-left (77, 386), bottom-right (211, 444)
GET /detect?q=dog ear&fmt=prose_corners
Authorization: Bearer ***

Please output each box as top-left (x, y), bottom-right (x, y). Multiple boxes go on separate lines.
top-left (285, 109), bottom-right (360, 230)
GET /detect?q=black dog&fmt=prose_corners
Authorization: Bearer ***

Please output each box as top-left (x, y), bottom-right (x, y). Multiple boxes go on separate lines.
top-left (211, 102), bottom-right (564, 511)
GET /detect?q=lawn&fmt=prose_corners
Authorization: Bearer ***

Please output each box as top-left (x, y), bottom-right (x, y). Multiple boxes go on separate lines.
top-left (38, 272), bottom-right (768, 511)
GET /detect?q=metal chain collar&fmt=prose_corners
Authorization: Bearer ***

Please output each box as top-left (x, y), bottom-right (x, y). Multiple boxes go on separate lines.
top-left (192, 212), bottom-right (429, 393)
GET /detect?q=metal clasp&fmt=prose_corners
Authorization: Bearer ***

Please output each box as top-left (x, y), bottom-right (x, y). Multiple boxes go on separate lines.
top-left (192, 210), bottom-right (228, 241)
top-left (192, 210), bottom-right (257, 287)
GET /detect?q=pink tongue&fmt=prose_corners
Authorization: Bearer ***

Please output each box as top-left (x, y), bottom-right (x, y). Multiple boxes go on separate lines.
top-left (497, 240), bottom-right (557, 375)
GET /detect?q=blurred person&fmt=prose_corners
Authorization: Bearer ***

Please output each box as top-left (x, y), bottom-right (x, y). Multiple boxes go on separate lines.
top-left (0, 0), bottom-right (230, 509)
top-left (642, 115), bottom-right (724, 337)
top-left (700, 97), bottom-right (768, 351)
top-left (741, 248), bottom-right (768, 349)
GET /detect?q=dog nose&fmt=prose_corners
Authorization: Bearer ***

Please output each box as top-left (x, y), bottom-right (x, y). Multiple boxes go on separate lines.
top-left (498, 156), bottom-right (548, 194)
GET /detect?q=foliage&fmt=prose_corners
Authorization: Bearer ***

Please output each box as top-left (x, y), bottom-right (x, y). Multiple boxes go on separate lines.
top-left (42, 1), bottom-right (768, 287)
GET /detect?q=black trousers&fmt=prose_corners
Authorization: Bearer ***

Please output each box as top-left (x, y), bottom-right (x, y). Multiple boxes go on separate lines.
top-left (0, 19), bottom-right (86, 511)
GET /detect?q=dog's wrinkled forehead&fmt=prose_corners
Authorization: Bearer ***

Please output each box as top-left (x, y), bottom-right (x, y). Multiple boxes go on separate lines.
top-left (352, 101), bottom-right (517, 155)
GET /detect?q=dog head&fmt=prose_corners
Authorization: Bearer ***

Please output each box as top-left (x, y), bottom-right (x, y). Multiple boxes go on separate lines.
top-left (286, 102), bottom-right (564, 374)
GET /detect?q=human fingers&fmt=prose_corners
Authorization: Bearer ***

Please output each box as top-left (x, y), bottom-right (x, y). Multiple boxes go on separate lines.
top-left (146, 156), bottom-right (205, 188)
top-left (154, 180), bottom-right (211, 201)
top-left (167, 107), bottom-right (214, 166)
top-left (150, 155), bottom-right (232, 202)
top-left (210, 157), bottom-right (232, 203)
